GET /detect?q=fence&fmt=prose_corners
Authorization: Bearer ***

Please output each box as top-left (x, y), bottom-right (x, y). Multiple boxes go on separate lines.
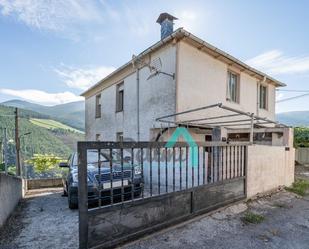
top-left (78, 141), bottom-right (248, 249)
top-left (295, 148), bottom-right (309, 165)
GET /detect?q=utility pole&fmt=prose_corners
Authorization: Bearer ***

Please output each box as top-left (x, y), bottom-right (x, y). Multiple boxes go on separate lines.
top-left (3, 128), bottom-right (8, 174)
top-left (15, 107), bottom-right (21, 176)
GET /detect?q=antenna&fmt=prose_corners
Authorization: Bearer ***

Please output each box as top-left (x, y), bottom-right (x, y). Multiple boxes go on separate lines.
top-left (147, 57), bottom-right (174, 80)
top-left (132, 54), bottom-right (175, 80)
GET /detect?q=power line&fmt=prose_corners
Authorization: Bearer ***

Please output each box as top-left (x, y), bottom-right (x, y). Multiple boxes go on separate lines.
top-left (276, 89), bottom-right (309, 92)
top-left (276, 93), bottom-right (309, 103)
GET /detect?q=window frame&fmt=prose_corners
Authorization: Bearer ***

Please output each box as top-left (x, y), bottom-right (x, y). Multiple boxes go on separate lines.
top-left (116, 132), bottom-right (123, 142)
top-left (259, 84), bottom-right (268, 110)
top-left (95, 134), bottom-right (101, 141)
top-left (116, 82), bottom-right (124, 113)
top-left (226, 70), bottom-right (240, 103)
top-left (95, 94), bottom-right (101, 119)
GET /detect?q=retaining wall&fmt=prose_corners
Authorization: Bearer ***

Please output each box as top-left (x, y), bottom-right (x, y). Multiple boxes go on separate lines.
top-left (27, 178), bottom-right (63, 190)
top-left (0, 173), bottom-right (23, 227)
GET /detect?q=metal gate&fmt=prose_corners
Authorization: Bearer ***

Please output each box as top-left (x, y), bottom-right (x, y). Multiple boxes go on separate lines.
top-left (78, 141), bottom-right (248, 248)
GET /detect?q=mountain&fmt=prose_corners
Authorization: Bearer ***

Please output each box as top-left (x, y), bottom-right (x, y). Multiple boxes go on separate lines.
top-left (0, 104), bottom-right (84, 164)
top-left (1, 99), bottom-right (85, 131)
top-left (277, 111), bottom-right (309, 127)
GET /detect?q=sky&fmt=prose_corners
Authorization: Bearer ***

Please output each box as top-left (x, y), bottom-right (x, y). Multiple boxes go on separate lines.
top-left (0, 0), bottom-right (309, 113)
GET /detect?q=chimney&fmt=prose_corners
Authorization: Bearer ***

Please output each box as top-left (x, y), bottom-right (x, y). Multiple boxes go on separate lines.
top-left (156, 13), bottom-right (178, 40)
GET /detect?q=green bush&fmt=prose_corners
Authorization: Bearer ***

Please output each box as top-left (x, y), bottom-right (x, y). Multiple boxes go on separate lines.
top-left (26, 154), bottom-right (63, 173)
top-left (294, 127), bottom-right (309, 148)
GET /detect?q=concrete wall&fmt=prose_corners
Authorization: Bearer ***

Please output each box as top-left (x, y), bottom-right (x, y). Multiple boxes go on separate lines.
top-left (27, 178), bottom-right (62, 190)
top-left (176, 41), bottom-right (276, 122)
top-left (0, 173), bottom-right (23, 227)
top-left (246, 145), bottom-right (295, 198)
top-left (295, 148), bottom-right (309, 164)
top-left (85, 43), bottom-right (177, 141)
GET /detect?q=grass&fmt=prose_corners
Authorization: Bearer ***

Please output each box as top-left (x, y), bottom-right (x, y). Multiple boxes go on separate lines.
top-left (285, 179), bottom-right (309, 196)
top-left (30, 118), bottom-right (84, 134)
top-left (241, 212), bottom-right (265, 224)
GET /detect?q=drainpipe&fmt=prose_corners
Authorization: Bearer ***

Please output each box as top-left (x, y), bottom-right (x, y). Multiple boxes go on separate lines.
top-left (256, 82), bottom-right (259, 117)
top-left (250, 113), bottom-right (254, 144)
top-left (137, 68), bottom-right (140, 142)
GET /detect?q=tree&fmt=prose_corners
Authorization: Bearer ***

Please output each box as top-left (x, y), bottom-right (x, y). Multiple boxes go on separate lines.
top-left (294, 127), bottom-right (309, 148)
top-left (26, 154), bottom-right (63, 173)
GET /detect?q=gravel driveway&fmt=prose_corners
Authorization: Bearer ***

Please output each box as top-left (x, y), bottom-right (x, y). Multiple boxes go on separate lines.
top-left (0, 188), bottom-right (78, 249)
top-left (122, 190), bottom-right (309, 249)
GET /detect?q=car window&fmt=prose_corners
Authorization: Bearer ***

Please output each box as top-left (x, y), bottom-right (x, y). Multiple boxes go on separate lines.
top-left (71, 150), bottom-right (128, 168)
top-left (71, 150), bottom-right (116, 167)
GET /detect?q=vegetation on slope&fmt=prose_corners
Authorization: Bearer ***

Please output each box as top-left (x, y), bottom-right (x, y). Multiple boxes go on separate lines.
top-left (0, 105), bottom-right (84, 166)
top-left (30, 118), bottom-right (83, 133)
top-left (2, 99), bottom-right (85, 131)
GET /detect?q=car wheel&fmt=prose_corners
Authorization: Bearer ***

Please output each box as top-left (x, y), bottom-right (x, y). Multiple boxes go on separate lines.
top-left (68, 190), bottom-right (78, 209)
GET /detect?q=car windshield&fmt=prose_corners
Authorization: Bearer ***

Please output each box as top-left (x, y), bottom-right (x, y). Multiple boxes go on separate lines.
top-left (72, 150), bottom-right (123, 167)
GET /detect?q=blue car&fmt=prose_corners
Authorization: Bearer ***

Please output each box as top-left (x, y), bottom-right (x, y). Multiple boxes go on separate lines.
top-left (59, 150), bottom-right (143, 209)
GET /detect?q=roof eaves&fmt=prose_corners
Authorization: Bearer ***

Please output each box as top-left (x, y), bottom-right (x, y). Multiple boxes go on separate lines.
top-left (80, 28), bottom-right (184, 97)
top-left (179, 29), bottom-right (286, 87)
top-left (81, 28), bottom-right (285, 97)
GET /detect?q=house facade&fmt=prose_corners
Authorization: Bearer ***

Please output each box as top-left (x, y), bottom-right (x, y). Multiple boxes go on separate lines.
top-left (82, 13), bottom-right (285, 143)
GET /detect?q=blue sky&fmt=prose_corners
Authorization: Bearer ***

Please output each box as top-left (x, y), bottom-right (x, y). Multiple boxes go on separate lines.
top-left (0, 0), bottom-right (309, 113)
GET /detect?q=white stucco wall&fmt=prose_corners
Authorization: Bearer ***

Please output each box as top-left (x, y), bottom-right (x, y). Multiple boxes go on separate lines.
top-left (85, 43), bottom-right (177, 141)
top-left (85, 39), bottom-right (279, 141)
top-left (176, 41), bottom-right (276, 122)
top-left (246, 145), bottom-right (295, 198)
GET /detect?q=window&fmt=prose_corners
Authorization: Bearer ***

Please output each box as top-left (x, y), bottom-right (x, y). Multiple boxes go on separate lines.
top-left (116, 132), bottom-right (123, 142)
top-left (116, 82), bottom-right (124, 112)
top-left (95, 134), bottom-right (101, 141)
top-left (227, 71), bottom-right (239, 103)
top-left (95, 94), bottom-right (101, 118)
top-left (259, 85), bottom-right (268, 109)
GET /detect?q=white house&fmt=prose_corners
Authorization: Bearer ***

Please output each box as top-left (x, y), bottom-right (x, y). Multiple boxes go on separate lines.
top-left (81, 13), bottom-right (288, 145)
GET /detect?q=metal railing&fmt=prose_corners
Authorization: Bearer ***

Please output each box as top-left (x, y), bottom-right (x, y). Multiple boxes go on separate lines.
top-left (78, 141), bottom-right (248, 210)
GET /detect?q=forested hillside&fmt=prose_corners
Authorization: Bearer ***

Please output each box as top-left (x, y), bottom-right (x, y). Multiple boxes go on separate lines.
top-left (2, 100), bottom-right (85, 131)
top-left (0, 105), bottom-right (84, 165)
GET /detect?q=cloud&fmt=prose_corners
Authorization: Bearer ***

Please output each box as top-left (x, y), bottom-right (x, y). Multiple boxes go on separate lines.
top-left (54, 65), bottom-right (115, 90)
top-left (0, 0), bottom-right (154, 39)
top-left (0, 88), bottom-right (83, 105)
top-left (0, 0), bottom-right (102, 32)
top-left (246, 50), bottom-right (309, 75)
